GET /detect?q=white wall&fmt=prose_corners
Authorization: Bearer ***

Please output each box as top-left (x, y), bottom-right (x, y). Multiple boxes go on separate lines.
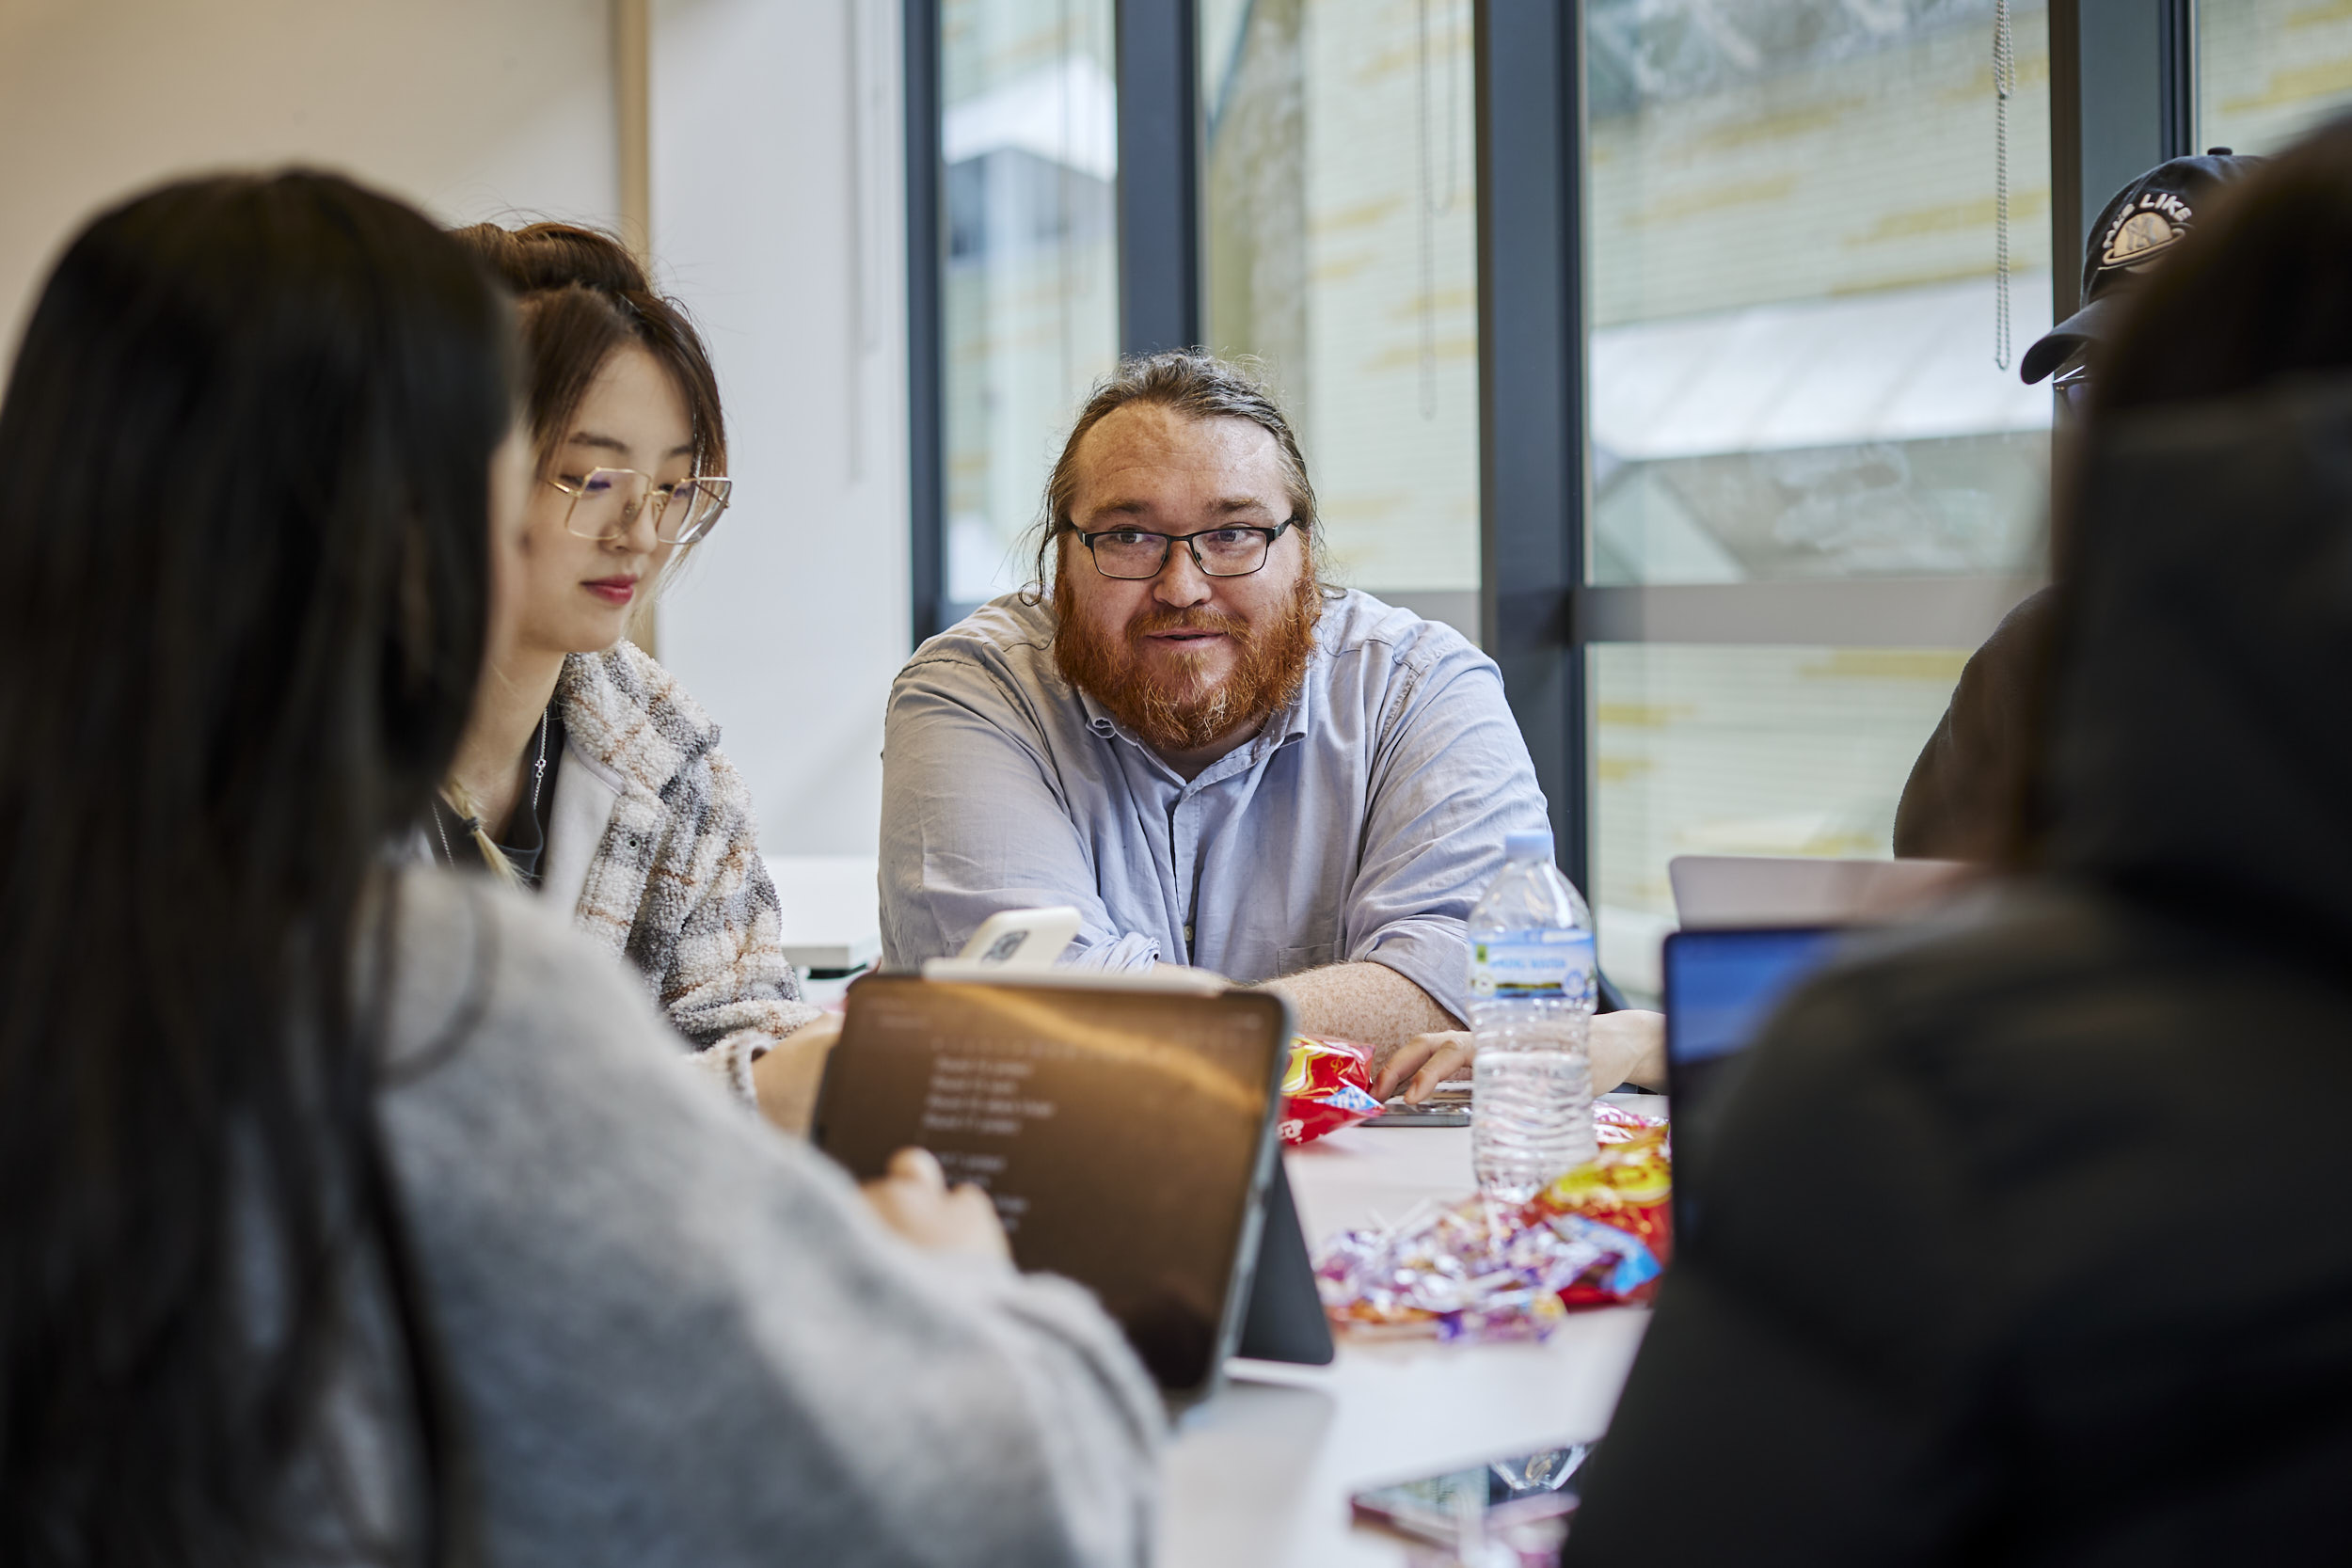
top-left (0, 0), bottom-right (620, 350)
top-left (650, 0), bottom-right (909, 856)
top-left (0, 0), bottom-right (910, 859)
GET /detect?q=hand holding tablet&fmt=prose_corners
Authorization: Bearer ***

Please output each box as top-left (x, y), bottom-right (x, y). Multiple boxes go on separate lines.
top-left (861, 1147), bottom-right (1012, 1262)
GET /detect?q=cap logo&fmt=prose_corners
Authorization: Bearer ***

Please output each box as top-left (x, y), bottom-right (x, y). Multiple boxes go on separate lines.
top-left (2101, 191), bottom-right (2194, 271)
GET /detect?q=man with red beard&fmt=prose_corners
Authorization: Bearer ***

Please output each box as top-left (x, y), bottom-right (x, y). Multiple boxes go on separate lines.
top-left (881, 352), bottom-right (1664, 1087)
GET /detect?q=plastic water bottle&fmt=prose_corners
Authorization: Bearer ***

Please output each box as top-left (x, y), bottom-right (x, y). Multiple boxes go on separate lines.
top-left (1469, 829), bottom-right (1598, 1202)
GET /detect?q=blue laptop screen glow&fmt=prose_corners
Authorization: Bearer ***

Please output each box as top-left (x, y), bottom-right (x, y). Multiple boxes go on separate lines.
top-left (1666, 928), bottom-right (1844, 1066)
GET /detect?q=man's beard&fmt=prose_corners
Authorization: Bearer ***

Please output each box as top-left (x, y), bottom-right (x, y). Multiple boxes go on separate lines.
top-left (1053, 567), bottom-right (1322, 754)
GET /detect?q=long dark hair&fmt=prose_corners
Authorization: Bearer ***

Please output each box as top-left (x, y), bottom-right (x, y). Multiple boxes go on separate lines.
top-left (0, 172), bottom-right (513, 1561)
top-left (447, 221), bottom-right (725, 482)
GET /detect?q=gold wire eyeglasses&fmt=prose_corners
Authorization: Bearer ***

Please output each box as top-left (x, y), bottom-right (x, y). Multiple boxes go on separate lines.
top-left (548, 467), bottom-right (733, 545)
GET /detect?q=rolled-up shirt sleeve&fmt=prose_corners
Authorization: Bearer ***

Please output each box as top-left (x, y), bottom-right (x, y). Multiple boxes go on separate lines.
top-left (881, 656), bottom-right (1161, 970)
top-left (1341, 644), bottom-right (1554, 1022)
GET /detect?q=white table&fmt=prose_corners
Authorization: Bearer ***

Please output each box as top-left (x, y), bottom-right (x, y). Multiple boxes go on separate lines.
top-left (1160, 1103), bottom-right (1658, 1566)
top-left (763, 853), bottom-right (882, 995)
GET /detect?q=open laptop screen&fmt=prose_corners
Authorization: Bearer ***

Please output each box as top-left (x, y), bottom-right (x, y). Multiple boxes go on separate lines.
top-left (812, 976), bottom-right (1292, 1401)
top-left (1664, 927), bottom-right (1843, 1240)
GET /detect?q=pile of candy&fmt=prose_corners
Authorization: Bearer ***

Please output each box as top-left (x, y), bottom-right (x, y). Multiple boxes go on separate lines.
top-left (1313, 1102), bottom-right (1672, 1341)
top-left (1279, 1034), bottom-right (1386, 1144)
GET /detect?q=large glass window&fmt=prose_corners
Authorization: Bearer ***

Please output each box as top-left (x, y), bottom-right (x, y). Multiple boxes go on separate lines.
top-left (2200, 1), bottom-right (2352, 156)
top-left (1588, 0), bottom-right (2053, 587)
top-left (1593, 644), bottom-right (1969, 999)
top-left (1199, 0), bottom-right (1480, 631)
top-left (1585, 0), bottom-right (2051, 999)
top-left (942, 0), bottom-right (1120, 607)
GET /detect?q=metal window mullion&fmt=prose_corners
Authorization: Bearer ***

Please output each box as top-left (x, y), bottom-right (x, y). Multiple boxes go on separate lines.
top-left (1577, 578), bottom-right (2045, 650)
top-left (1475, 0), bottom-right (1587, 890)
top-left (2158, 0), bottom-right (2197, 163)
top-left (1116, 0), bottom-right (1200, 356)
top-left (2049, 0), bottom-right (2198, 325)
top-left (903, 0), bottom-right (946, 645)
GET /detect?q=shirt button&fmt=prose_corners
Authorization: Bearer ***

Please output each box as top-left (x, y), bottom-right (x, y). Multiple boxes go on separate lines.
top-left (1184, 924), bottom-right (1193, 943)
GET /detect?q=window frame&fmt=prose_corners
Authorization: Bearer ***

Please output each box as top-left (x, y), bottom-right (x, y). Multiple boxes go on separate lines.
top-left (903, 0), bottom-right (946, 643)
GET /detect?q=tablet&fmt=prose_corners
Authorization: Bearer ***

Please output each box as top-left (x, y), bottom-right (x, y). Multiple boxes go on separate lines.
top-left (812, 974), bottom-right (1300, 1404)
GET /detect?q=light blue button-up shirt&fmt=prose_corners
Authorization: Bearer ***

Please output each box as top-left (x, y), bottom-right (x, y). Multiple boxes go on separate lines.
top-left (879, 589), bottom-right (1554, 1022)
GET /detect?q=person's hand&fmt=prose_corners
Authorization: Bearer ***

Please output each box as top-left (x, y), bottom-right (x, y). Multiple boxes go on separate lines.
top-left (1371, 1030), bottom-right (1471, 1103)
top-left (1591, 1009), bottom-right (1666, 1095)
top-left (860, 1148), bottom-right (1012, 1261)
top-left (1371, 1009), bottom-right (1670, 1104)
top-left (752, 1014), bottom-right (843, 1137)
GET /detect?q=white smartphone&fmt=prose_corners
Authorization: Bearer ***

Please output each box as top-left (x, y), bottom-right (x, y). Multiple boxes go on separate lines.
top-left (923, 907), bottom-right (1227, 991)
top-left (949, 906), bottom-right (1082, 969)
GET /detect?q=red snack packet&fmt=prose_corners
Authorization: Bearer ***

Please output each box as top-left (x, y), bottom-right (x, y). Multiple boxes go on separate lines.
top-left (1535, 1108), bottom-right (1673, 1304)
top-left (1279, 1034), bottom-right (1386, 1144)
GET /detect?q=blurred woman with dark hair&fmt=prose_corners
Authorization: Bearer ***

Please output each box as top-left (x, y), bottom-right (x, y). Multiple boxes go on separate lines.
top-left (1565, 115), bottom-right (2352, 1565)
top-left (0, 171), bottom-right (1155, 1566)
top-left (433, 221), bottom-right (830, 1123)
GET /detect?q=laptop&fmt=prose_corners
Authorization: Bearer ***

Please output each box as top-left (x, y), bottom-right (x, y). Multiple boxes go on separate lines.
top-left (1661, 927), bottom-right (1846, 1243)
top-left (810, 974), bottom-right (1333, 1407)
top-left (1669, 854), bottom-right (1967, 929)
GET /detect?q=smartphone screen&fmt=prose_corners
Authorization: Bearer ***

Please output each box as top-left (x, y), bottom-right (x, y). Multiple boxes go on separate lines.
top-left (1350, 1442), bottom-right (1597, 1550)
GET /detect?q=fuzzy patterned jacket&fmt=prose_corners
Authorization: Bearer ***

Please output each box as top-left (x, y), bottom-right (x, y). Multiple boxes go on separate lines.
top-left (537, 641), bottom-right (818, 1099)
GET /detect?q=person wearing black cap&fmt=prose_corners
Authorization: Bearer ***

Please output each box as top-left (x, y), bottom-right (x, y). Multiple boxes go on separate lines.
top-left (1564, 119), bottom-right (2352, 1563)
top-left (1893, 150), bottom-right (2260, 862)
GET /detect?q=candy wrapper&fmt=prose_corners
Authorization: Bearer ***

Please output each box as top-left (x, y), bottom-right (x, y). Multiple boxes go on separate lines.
top-left (1279, 1034), bottom-right (1386, 1144)
top-left (1312, 1102), bottom-right (1672, 1340)
top-left (1549, 1103), bottom-right (1673, 1306)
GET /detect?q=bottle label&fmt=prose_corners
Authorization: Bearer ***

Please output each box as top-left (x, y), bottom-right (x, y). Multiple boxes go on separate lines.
top-left (1470, 928), bottom-right (1595, 1001)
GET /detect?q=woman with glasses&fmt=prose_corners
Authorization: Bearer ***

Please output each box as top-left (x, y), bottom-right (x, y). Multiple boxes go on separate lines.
top-left (437, 222), bottom-right (827, 1118)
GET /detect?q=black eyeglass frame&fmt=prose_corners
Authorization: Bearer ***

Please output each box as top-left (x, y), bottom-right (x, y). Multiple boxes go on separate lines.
top-left (2051, 362), bottom-right (2093, 419)
top-left (1072, 516), bottom-right (1301, 579)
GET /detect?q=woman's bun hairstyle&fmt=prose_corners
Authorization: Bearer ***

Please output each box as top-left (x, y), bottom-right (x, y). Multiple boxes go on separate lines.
top-left (449, 222), bottom-right (726, 479)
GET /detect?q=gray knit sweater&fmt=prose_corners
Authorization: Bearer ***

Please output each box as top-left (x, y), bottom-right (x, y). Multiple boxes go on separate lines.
top-left (367, 866), bottom-right (1162, 1564)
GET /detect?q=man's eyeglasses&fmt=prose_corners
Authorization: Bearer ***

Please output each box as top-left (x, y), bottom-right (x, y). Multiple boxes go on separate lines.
top-left (548, 467), bottom-right (733, 545)
top-left (1075, 518), bottom-right (1298, 580)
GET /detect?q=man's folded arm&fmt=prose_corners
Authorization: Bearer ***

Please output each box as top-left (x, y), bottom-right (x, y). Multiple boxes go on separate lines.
top-left (880, 662), bottom-right (1158, 969)
top-left (1341, 649), bottom-right (1556, 1015)
top-left (1247, 647), bottom-right (1549, 1047)
top-left (1253, 959), bottom-right (1454, 1047)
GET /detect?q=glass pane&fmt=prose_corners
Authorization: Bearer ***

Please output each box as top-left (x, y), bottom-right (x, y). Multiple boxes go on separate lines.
top-left (2201, 1), bottom-right (2352, 157)
top-left (1590, 643), bottom-right (1968, 1006)
top-left (942, 0), bottom-right (1120, 605)
top-left (1587, 0), bottom-right (2054, 586)
top-left (1200, 0), bottom-right (1480, 632)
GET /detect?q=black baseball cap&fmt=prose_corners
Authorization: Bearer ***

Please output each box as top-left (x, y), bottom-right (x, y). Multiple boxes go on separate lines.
top-left (2020, 149), bottom-right (2265, 385)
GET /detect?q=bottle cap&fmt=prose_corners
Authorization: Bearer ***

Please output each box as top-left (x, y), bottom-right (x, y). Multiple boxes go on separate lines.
top-left (1503, 829), bottom-right (1553, 862)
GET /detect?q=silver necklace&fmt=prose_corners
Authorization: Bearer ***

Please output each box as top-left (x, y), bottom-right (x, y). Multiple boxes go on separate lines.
top-left (437, 709), bottom-right (550, 868)
top-left (528, 709), bottom-right (549, 813)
